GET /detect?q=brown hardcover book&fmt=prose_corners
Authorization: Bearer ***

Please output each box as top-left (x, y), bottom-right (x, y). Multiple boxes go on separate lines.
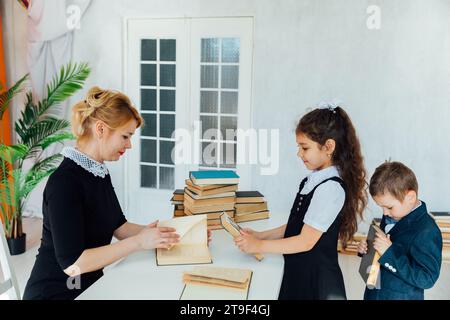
top-left (234, 211), bottom-right (270, 223)
top-left (235, 202), bottom-right (268, 215)
top-left (220, 212), bottom-right (264, 261)
top-left (184, 192), bottom-right (236, 206)
top-left (184, 187), bottom-right (236, 200)
top-left (184, 208), bottom-right (234, 220)
top-left (185, 181), bottom-right (238, 197)
top-left (359, 221), bottom-right (383, 289)
top-left (174, 209), bottom-right (185, 217)
top-left (431, 212), bottom-right (450, 221)
top-left (156, 215), bottom-right (212, 266)
top-left (184, 202), bottom-right (236, 214)
top-left (180, 266), bottom-right (253, 300)
top-left (172, 189), bottom-right (184, 201)
top-left (185, 179), bottom-right (229, 191)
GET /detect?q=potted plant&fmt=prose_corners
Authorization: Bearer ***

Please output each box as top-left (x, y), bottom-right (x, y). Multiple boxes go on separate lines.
top-left (0, 62), bottom-right (90, 255)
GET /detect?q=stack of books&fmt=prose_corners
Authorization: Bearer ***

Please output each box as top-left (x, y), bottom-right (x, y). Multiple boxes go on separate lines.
top-left (234, 191), bottom-right (270, 223)
top-left (430, 212), bottom-right (450, 263)
top-left (338, 218), bottom-right (381, 256)
top-left (171, 189), bottom-right (185, 217)
top-left (183, 170), bottom-right (239, 230)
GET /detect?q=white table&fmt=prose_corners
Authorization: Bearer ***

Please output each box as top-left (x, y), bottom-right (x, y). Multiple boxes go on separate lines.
top-left (77, 214), bottom-right (287, 300)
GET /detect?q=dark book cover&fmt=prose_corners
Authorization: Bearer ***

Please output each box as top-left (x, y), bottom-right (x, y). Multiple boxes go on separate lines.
top-left (236, 191), bottom-right (264, 198)
top-left (358, 221), bottom-right (382, 289)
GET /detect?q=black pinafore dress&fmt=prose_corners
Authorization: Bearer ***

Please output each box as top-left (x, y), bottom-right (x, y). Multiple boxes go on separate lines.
top-left (278, 176), bottom-right (347, 300)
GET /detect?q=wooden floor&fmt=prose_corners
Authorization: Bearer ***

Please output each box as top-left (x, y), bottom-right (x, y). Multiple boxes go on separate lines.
top-left (2, 217), bottom-right (450, 299)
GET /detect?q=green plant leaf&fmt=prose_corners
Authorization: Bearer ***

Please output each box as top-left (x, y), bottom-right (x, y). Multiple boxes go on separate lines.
top-left (0, 73), bottom-right (29, 121)
top-left (0, 144), bottom-right (29, 164)
top-left (40, 132), bottom-right (75, 150)
top-left (42, 62), bottom-right (91, 115)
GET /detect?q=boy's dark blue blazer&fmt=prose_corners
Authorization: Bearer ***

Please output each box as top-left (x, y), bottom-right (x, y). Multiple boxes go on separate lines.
top-left (364, 201), bottom-right (442, 300)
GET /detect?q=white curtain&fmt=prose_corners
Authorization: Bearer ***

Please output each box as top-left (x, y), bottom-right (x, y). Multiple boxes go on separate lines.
top-left (23, 0), bottom-right (91, 218)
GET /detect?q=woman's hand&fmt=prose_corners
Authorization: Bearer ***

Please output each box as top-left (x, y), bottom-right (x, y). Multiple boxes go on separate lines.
top-left (234, 230), bottom-right (262, 253)
top-left (373, 231), bottom-right (392, 256)
top-left (357, 239), bottom-right (368, 255)
top-left (136, 225), bottom-right (180, 250)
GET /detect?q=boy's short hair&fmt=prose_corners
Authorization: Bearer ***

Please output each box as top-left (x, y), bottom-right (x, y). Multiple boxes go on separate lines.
top-left (369, 161), bottom-right (418, 201)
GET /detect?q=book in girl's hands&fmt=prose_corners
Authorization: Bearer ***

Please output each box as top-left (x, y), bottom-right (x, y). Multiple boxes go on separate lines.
top-left (189, 170), bottom-right (240, 185)
top-left (358, 221), bottom-right (383, 289)
top-left (220, 212), bottom-right (264, 261)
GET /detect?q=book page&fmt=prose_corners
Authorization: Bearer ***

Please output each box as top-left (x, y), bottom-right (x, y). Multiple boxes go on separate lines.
top-left (157, 244), bottom-right (211, 265)
top-left (158, 215), bottom-right (207, 246)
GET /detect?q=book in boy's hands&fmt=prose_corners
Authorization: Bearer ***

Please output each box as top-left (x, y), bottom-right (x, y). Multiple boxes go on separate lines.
top-left (180, 266), bottom-right (253, 300)
top-left (189, 170), bottom-right (240, 185)
top-left (358, 221), bottom-right (383, 289)
top-left (156, 215), bottom-right (212, 266)
top-left (220, 212), bottom-right (264, 261)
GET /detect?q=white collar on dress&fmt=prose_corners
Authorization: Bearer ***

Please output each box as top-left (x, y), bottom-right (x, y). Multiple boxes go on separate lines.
top-left (303, 165), bottom-right (341, 193)
top-left (61, 146), bottom-right (109, 178)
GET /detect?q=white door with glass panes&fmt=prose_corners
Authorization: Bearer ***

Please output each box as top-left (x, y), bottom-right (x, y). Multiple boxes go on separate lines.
top-left (125, 18), bottom-right (253, 224)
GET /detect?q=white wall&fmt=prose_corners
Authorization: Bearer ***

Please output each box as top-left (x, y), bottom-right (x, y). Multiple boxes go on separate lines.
top-left (4, 0), bottom-right (450, 231)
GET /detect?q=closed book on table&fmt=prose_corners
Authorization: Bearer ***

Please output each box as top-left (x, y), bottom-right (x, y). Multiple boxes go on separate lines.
top-left (235, 191), bottom-right (265, 203)
top-left (184, 187), bottom-right (236, 200)
top-left (184, 192), bottom-right (236, 206)
top-left (190, 170), bottom-right (240, 185)
top-left (185, 180), bottom-right (238, 196)
top-left (180, 266), bottom-right (253, 300)
top-left (184, 202), bottom-right (236, 214)
top-left (430, 212), bottom-right (450, 221)
top-left (359, 221), bottom-right (383, 289)
top-left (156, 215), bottom-right (212, 266)
top-left (235, 202), bottom-right (268, 215)
top-left (184, 208), bottom-right (234, 220)
top-left (234, 211), bottom-right (270, 223)
top-left (220, 212), bottom-right (264, 261)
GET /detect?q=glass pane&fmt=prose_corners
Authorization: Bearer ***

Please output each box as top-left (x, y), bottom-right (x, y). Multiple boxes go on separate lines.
top-left (160, 140), bottom-right (175, 165)
top-left (201, 38), bottom-right (219, 62)
top-left (200, 115), bottom-right (218, 140)
top-left (141, 39), bottom-right (156, 61)
top-left (160, 89), bottom-right (175, 111)
top-left (160, 64), bottom-right (176, 87)
top-left (160, 114), bottom-right (175, 138)
top-left (141, 89), bottom-right (156, 111)
top-left (221, 38), bottom-right (240, 63)
top-left (141, 64), bottom-right (156, 86)
top-left (141, 165), bottom-right (157, 188)
top-left (200, 91), bottom-right (218, 113)
top-left (221, 66), bottom-right (239, 89)
top-left (201, 65), bottom-right (219, 88)
top-left (160, 39), bottom-right (176, 62)
top-left (140, 139), bottom-right (156, 163)
top-left (201, 141), bottom-right (218, 167)
top-left (141, 114), bottom-right (156, 137)
top-left (159, 167), bottom-right (174, 190)
top-left (220, 116), bottom-right (237, 141)
top-left (220, 91), bottom-right (238, 114)
top-left (221, 143), bottom-right (237, 168)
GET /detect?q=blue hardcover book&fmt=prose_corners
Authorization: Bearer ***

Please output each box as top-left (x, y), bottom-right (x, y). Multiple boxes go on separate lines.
top-left (189, 170), bottom-right (240, 185)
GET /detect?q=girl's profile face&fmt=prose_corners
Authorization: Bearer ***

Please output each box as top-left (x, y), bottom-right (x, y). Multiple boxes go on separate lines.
top-left (99, 119), bottom-right (138, 162)
top-left (296, 133), bottom-right (332, 171)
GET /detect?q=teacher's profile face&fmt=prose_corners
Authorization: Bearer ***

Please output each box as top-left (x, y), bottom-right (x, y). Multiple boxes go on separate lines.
top-left (101, 119), bottom-right (138, 161)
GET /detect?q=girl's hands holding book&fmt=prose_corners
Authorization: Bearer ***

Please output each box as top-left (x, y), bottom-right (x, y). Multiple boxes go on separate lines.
top-left (240, 228), bottom-right (263, 239)
top-left (234, 230), bottom-right (262, 254)
top-left (357, 239), bottom-right (368, 255)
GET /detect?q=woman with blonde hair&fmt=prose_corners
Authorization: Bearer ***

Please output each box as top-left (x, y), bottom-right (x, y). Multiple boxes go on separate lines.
top-left (23, 87), bottom-right (182, 300)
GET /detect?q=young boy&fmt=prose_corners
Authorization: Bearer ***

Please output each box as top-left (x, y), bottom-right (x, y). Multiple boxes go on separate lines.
top-left (358, 161), bottom-right (442, 300)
